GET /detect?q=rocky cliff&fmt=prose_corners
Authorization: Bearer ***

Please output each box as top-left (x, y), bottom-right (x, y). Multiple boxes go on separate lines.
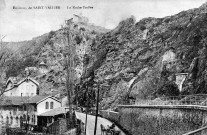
top-left (2, 3), bottom-right (207, 109)
top-left (80, 3), bottom-right (207, 109)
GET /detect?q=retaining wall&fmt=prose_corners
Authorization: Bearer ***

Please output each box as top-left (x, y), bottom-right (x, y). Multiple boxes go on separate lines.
top-left (99, 110), bottom-right (119, 123)
top-left (118, 105), bottom-right (207, 135)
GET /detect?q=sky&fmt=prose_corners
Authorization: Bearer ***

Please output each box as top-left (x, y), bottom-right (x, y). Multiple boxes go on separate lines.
top-left (0, 0), bottom-right (207, 42)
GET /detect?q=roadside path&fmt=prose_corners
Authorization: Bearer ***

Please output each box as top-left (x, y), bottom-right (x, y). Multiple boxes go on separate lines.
top-left (75, 112), bottom-right (125, 135)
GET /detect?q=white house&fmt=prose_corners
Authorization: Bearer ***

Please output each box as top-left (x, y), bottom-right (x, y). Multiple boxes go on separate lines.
top-left (0, 96), bottom-right (33, 128)
top-left (4, 77), bottom-right (39, 97)
top-left (34, 96), bottom-right (61, 115)
top-left (0, 95), bottom-right (61, 128)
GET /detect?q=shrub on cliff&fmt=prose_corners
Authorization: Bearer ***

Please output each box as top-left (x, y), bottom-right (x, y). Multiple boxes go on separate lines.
top-left (140, 25), bottom-right (146, 31)
top-left (156, 81), bottom-right (180, 97)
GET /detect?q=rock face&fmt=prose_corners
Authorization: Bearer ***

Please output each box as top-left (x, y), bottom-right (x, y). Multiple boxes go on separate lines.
top-left (2, 3), bottom-right (207, 109)
top-left (0, 17), bottom-right (108, 97)
top-left (81, 2), bottom-right (207, 109)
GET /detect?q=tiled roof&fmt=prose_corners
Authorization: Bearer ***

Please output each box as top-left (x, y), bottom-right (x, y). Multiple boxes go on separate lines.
top-left (6, 77), bottom-right (39, 92)
top-left (28, 95), bottom-right (48, 104)
top-left (0, 95), bottom-right (60, 106)
top-left (0, 96), bottom-right (30, 106)
top-left (38, 107), bottom-right (69, 116)
top-left (28, 95), bottom-right (60, 104)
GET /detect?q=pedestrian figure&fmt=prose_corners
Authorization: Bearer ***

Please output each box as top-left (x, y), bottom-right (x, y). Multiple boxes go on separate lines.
top-left (100, 124), bottom-right (107, 135)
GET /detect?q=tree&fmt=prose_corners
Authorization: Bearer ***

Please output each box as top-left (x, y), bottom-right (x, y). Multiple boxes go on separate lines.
top-left (156, 81), bottom-right (180, 97)
top-left (74, 78), bottom-right (96, 108)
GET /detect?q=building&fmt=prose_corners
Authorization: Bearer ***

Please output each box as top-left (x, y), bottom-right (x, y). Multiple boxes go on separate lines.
top-left (29, 95), bottom-right (61, 115)
top-left (0, 96), bottom-right (31, 127)
top-left (0, 95), bottom-right (61, 128)
top-left (39, 61), bottom-right (49, 74)
top-left (4, 77), bottom-right (39, 97)
top-left (38, 107), bottom-right (69, 128)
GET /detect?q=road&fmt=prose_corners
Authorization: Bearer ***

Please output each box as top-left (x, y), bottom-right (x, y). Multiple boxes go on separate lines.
top-left (75, 112), bottom-right (125, 135)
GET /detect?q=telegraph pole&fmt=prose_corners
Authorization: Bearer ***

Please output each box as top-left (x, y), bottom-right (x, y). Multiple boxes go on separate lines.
top-left (94, 83), bottom-right (100, 135)
top-left (84, 87), bottom-right (88, 135)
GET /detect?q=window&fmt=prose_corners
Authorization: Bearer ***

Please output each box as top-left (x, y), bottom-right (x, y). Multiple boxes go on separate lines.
top-left (50, 102), bottom-right (54, 109)
top-left (1, 116), bottom-right (3, 123)
top-left (10, 116), bottom-right (13, 124)
top-left (45, 102), bottom-right (49, 109)
top-left (23, 114), bottom-right (26, 120)
top-left (34, 115), bottom-right (36, 124)
top-left (16, 117), bottom-right (19, 124)
top-left (6, 116), bottom-right (9, 126)
top-left (27, 116), bottom-right (30, 122)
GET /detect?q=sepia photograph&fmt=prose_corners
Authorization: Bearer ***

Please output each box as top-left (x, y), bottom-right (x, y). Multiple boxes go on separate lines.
top-left (1, 0), bottom-right (207, 134)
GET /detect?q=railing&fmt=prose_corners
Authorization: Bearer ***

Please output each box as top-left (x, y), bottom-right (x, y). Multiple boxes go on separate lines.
top-left (134, 94), bottom-right (207, 106)
top-left (182, 126), bottom-right (207, 135)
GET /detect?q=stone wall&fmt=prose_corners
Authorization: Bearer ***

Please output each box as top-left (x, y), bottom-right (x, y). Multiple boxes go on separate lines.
top-left (118, 105), bottom-right (207, 135)
top-left (63, 128), bottom-right (77, 135)
top-left (99, 110), bottom-right (119, 123)
top-left (48, 118), bottom-right (67, 134)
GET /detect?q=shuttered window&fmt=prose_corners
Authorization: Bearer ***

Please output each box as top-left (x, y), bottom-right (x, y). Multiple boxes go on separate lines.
top-left (50, 102), bottom-right (54, 109)
top-left (45, 102), bottom-right (49, 109)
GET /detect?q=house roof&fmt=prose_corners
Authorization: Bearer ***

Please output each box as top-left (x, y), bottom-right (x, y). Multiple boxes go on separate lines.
top-left (0, 96), bottom-right (30, 106)
top-left (5, 77), bottom-right (39, 94)
top-left (38, 107), bottom-right (69, 116)
top-left (28, 95), bottom-right (61, 104)
top-left (6, 77), bottom-right (39, 89)
top-left (28, 95), bottom-right (48, 104)
top-left (36, 96), bottom-right (61, 104)
top-left (0, 95), bottom-right (61, 106)
top-left (17, 77), bottom-right (39, 86)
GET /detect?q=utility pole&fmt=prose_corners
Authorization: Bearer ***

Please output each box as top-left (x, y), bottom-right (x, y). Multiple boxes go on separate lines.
top-left (94, 83), bottom-right (100, 135)
top-left (84, 87), bottom-right (88, 135)
top-left (65, 19), bottom-right (74, 129)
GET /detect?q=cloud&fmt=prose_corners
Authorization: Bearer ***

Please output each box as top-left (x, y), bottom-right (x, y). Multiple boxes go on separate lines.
top-left (0, 0), bottom-right (206, 41)
top-left (0, 0), bottom-right (6, 10)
